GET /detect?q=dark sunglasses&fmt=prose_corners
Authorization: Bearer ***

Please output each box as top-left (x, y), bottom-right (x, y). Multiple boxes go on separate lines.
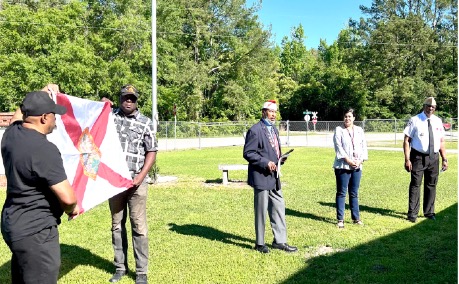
top-left (121, 95), bottom-right (138, 102)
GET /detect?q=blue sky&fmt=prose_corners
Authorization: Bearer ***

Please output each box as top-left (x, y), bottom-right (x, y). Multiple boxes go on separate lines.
top-left (246, 0), bottom-right (373, 48)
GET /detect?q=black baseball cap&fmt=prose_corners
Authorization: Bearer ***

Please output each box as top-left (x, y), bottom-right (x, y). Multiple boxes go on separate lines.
top-left (120, 84), bottom-right (139, 98)
top-left (20, 91), bottom-right (67, 117)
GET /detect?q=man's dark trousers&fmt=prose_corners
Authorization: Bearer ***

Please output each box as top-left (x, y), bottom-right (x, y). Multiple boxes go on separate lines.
top-left (7, 226), bottom-right (60, 284)
top-left (408, 150), bottom-right (439, 219)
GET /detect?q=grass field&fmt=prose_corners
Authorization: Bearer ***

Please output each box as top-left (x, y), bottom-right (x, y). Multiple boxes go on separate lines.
top-left (0, 147), bottom-right (457, 283)
top-left (367, 140), bottom-right (458, 149)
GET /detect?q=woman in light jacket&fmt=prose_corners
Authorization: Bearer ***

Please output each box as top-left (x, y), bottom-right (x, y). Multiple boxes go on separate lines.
top-left (333, 108), bottom-right (368, 229)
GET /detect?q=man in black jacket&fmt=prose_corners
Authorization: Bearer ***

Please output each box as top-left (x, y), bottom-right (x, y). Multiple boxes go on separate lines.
top-left (243, 100), bottom-right (297, 254)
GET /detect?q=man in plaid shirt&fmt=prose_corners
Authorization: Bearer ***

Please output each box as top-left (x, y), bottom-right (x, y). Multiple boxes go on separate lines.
top-left (106, 84), bottom-right (157, 284)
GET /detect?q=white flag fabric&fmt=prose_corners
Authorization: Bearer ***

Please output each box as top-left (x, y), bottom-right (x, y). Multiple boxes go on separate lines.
top-left (47, 93), bottom-right (133, 213)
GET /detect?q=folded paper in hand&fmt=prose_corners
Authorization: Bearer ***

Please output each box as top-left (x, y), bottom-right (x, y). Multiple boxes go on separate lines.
top-left (277, 149), bottom-right (294, 178)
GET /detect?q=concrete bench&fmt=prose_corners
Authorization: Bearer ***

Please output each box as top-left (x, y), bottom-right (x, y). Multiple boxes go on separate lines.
top-left (218, 164), bottom-right (248, 185)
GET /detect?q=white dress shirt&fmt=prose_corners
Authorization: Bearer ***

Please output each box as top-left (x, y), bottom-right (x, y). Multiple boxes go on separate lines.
top-left (404, 112), bottom-right (445, 153)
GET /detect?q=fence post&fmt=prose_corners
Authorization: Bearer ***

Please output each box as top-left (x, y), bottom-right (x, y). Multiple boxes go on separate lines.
top-left (305, 121), bottom-right (308, 145)
top-left (394, 118), bottom-right (397, 145)
top-left (165, 121), bottom-right (168, 151)
top-left (174, 119), bottom-right (177, 150)
top-left (198, 122), bottom-right (202, 150)
top-left (287, 120), bottom-right (290, 146)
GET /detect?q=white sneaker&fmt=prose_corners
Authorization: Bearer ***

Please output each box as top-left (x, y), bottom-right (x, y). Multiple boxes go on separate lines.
top-left (353, 220), bottom-right (364, 226)
top-left (337, 220), bottom-right (344, 229)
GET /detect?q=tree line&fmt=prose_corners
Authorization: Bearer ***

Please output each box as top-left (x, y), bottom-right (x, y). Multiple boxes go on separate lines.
top-left (0, 0), bottom-right (456, 121)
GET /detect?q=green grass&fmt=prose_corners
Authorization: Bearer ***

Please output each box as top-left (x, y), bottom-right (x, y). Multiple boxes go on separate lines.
top-left (367, 140), bottom-right (458, 149)
top-left (0, 147), bottom-right (457, 283)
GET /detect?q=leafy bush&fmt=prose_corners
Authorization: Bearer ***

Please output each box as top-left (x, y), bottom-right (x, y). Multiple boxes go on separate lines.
top-left (363, 119), bottom-right (408, 132)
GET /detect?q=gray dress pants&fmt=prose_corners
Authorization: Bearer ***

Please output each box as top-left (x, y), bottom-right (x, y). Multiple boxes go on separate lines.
top-left (254, 188), bottom-right (287, 245)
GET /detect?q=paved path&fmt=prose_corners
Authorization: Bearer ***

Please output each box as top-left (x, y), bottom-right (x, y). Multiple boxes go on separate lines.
top-left (158, 132), bottom-right (458, 153)
top-left (0, 131), bottom-right (455, 175)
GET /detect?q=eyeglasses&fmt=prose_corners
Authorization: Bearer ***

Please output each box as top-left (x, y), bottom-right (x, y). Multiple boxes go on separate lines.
top-left (425, 104), bottom-right (436, 109)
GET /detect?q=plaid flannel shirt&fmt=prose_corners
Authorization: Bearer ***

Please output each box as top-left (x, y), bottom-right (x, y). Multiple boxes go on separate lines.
top-left (113, 108), bottom-right (158, 178)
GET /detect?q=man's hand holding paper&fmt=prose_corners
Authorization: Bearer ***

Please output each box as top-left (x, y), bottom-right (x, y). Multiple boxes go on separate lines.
top-left (277, 149), bottom-right (294, 178)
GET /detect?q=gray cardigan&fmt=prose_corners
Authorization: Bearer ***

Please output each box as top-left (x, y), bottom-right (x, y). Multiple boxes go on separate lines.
top-left (332, 125), bottom-right (368, 170)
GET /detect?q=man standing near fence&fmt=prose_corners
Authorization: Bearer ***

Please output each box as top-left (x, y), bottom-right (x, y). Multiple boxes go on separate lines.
top-left (103, 84), bottom-right (157, 284)
top-left (243, 100), bottom-right (297, 254)
top-left (403, 97), bottom-right (448, 223)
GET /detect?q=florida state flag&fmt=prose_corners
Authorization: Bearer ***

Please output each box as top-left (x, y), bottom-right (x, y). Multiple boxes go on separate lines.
top-left (47, 93), bottom-right (133, 213)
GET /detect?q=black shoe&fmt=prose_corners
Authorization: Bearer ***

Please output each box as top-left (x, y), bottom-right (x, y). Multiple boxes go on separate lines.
top-left (426, 215), bottom-right (436, 220)
top-left (109, 271), bottom-right (127, 283)
top-left (272, 242), bottom-right (298, 253)
top-left (136, 274), bottom-right (147, 284)
top-left (254, 244), bottom-right (270, 254)
top-left (407, 217), bottom-right (417, 223)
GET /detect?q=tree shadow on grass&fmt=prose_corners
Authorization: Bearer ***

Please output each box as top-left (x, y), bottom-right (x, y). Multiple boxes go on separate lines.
top-left (168, 223), bottom-right (253, 250)
top-left (283, 203), bottom-right (458, 284)
top-left (60, 244), bottom-right (114, 279)
top-left (0, 258), bottom-right (10, 282)
top-left (0, 244), bottom-right (114, 283)
top-left (285, 208), bottom-right (336, 224)
top-left (318, 202), bottom-right (406, 220)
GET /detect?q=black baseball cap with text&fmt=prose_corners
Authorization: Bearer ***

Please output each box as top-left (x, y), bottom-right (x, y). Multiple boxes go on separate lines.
top-left (20, 91), bottom-right (67, 117)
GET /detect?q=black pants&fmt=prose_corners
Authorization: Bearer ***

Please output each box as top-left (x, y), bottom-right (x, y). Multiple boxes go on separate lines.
top-left (7, 226), bottom-right (60, 284)
top-left (408, 150), bottom-right (439, 219)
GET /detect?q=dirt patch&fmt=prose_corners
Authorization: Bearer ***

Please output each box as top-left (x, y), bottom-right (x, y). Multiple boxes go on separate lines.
top-left (304, 245), bottom-right (346, 259)
top-left (156, 175), bottom-right (178, 183)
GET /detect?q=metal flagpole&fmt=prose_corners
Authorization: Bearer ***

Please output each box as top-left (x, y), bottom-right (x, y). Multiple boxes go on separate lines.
top-left (151, 0), bottom-right (158, 133)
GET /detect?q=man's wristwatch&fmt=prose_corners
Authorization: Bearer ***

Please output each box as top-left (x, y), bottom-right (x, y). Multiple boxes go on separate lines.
top-left (443, 159), bottom-right (448, 163)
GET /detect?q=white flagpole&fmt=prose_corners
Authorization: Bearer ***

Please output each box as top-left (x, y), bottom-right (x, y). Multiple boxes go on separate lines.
top-left (151, 0), bottom-right (158, 133)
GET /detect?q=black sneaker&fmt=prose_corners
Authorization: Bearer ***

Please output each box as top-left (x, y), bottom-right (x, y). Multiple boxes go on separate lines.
top-left (254, 244), bottom-right (269, 254)
top-left (109, 270), bottom-right (127, 283)
top-left (425, 215), bottom-right (436, 220)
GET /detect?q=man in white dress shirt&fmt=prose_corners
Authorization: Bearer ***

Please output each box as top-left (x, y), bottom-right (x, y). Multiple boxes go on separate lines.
top-left (403, 97), bottom-right (448, 223)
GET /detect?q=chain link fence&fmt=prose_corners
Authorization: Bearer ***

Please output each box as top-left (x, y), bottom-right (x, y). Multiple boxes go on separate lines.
top-left (157, 119), bottom-right (458, 150)
top-left (0, 117), bottom-right (455, 176)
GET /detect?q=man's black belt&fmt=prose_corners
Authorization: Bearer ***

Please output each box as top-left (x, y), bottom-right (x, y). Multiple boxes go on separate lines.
top-left (411, 148), bottom-right (435, 156)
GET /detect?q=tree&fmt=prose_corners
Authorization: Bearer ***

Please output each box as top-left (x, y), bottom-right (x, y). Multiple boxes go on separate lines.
top-left (0, 0), bottom-right (152, 113)
top-left (156, 0), bottom-right (278, 121)
top-left (349, 0), bottom-right (457, 118)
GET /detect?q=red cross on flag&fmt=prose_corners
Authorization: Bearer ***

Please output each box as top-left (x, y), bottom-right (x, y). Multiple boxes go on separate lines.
top-left (47, 93), bottom-right (133, 213)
